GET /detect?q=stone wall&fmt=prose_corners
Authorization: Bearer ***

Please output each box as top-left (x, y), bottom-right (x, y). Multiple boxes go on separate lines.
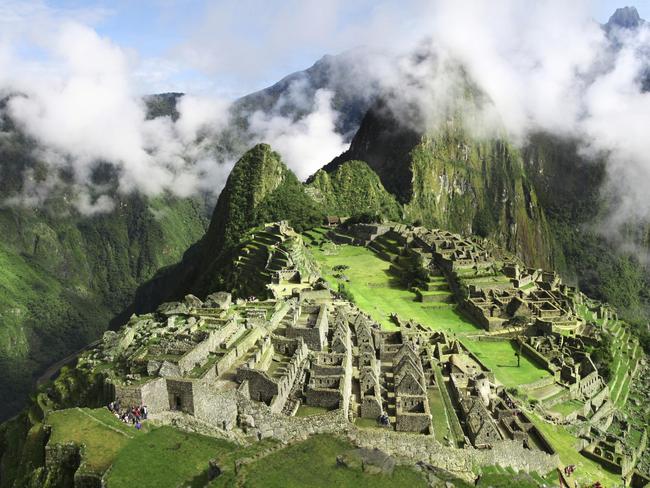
top-left (145, 385), bottom-right (558, 480)
top-left (178, 322), bottom-right (236, 374)
top-left (234, 328), bottom-right (267, 357)
top-left (270, 341), bottom-right (308, 413)
top-left (340, 346), bottom-right (352, 417)
top-left (269, 300), bottom-right (293, 330)
top-left (315, 304), bottom-right (329, 350)
top-left (237, 369), bottom-right (278, 404)
top-left (238, 396), bottom-right (349, 442)
top-left (305, 388), bottom-right (341, 409)
top-left (286, 327), bottom-right (323, 351)
top-left (519, 340), bottom-right (555, 372)
top-left (193, 385), bottom-right (239, 431)
top-left (166, 379), bottom-right (195, 413)
top-left (114, 383), bottom-right (143, 408)
top-left (395, 396), bottom-right (432, 434)
top-left (347, 429), bottom-right (559, 479)
top-left (141, 378), bottom-right (168, 413)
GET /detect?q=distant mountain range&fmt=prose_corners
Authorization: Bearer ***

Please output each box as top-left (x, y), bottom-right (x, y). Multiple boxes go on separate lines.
top-left (0, 6), bottom-right (647, 424)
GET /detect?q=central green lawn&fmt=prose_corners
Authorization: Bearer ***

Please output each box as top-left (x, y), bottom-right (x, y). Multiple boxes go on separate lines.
top-left (462, 340), bottom-right (551, 387)
top-left (303, 231), bottom-right (478, 334)
top-left (231, 434), bottom-right (429, 488)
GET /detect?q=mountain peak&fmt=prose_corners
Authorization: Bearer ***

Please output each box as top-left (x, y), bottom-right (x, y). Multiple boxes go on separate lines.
top-left (606, 6), bottom-right (644, 30)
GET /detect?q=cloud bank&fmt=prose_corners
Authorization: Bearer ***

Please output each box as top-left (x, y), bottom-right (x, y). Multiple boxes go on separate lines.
top-left (0, 0), bottom-right (649, 251)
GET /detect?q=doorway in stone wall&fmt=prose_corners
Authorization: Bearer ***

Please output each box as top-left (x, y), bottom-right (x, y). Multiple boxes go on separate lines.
top-left (174, 395), bottom-right (182, 410)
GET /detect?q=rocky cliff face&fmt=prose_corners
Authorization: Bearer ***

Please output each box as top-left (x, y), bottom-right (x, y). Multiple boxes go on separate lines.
top-left (323, 100), bottom-right (555, 269)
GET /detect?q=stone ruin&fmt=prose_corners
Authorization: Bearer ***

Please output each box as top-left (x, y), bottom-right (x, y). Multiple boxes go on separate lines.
top-left (93, 284), bottom-right (558, 463)
top-left (328, 221), bottom-right (646, 480)
top-left (76, 220), bottom-right (646, 483)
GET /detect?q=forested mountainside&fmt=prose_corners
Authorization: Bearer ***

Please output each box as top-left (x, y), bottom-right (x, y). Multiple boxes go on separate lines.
top-left (0, 121), bottom-right (209, 420)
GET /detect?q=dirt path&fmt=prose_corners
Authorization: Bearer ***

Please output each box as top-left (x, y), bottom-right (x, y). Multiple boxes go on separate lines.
top-left (36, 339), bottom-right (101, 387)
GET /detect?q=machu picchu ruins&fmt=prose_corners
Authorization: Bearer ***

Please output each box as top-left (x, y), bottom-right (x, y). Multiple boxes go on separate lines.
top-left (43, 219), bottom-right (648, 487)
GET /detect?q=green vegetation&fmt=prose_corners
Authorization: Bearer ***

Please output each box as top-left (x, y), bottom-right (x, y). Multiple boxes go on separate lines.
top-left (604, 320), bottom-right (641, 407)
top-left (427, 387), bottom-right (452, 444)
top-left (296, 405), bottom-right (333, 417)
top-left (47, 408), bottom-right (145, 474)
top-left (530, 415), bottom-right (621, 487)
top-left (462, 340), bottom-right (551, 387)
top-left (107, 426), bottom-right (233, 488)
top-left (230, 434), bottom-right (428, 488)
top-left (39, 411), bottom-right (435, 488)
top-left (475, 466), bottom-right (558, 488)
top-left (0, 191), bottom-right (207, 419)
top-left (307, 160), bottom-right (402, 220)
top-left (403, 133), bottom-right (554, 270)
top-left (303, 229), bottom-right (477, 334)
top-left (550, 400), bottom-right (584, 417)
top-left (206, 144), bottom-right (324, 253)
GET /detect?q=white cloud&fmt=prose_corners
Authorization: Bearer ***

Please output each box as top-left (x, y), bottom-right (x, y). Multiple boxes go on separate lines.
top-left (0, 14), bottom-right (237, 214)
top-left (248, 89), bottom-right (347, 180)
top-left (1, 0), bottom-right (650, 242)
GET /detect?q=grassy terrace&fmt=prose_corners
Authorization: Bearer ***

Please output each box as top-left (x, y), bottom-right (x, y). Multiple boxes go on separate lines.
top-left (550, 399), bottom-right (584, 417)
top-left (228, 434), bottom-right (429, 488)
top-left (605, 320), bottom-right (640, 407)
top-left (47, 408), bottom-right (150, 474)
top-left (303, 229), bottom-right (477, 334)
top-left (46, 408), bottom-right (434, 487)
top-left (296, 405), bottom-right (332, 417)
top-left (427, 387), bottom-right (453, 444)
top-left (529, 415), bottom-right (621, 487)
top-left (462, 340), bottom-right (552, 387)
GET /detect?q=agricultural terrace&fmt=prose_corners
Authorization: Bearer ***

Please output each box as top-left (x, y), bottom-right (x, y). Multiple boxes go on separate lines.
top-left (303, 228), bottom-right (551, 389)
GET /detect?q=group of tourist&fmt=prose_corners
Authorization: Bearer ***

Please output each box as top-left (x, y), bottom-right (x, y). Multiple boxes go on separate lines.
top-left (377, 413), bottom-right (391, 426)
top-left (563, 464), bottom-right (576, 477)
top-left (108, 400), bottom-right (148, 429)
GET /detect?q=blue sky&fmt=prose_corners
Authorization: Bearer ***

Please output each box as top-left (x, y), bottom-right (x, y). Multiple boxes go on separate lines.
top-left (7, 0), bottom-right (650, 98)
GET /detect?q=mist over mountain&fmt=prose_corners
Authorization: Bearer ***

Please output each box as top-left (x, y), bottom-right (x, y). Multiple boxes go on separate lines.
top-left (1, 0), bottom-right (650, 421)
top-left (1, 4), bottom-right (650, 488)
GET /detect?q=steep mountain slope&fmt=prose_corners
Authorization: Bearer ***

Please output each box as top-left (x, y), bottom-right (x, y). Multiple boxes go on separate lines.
top-left (306, 160), bottom-right (402, 219)
top-left (524, 133), bottom-right (650, 323)
top-left (0, 129), bottom-right (208, 419)
top-left (122, 143), bottom-right (324, 315)
top-left (0, 195), bottom-right (208, 420)
top-left (323, 100), bottom-right (555, 269)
